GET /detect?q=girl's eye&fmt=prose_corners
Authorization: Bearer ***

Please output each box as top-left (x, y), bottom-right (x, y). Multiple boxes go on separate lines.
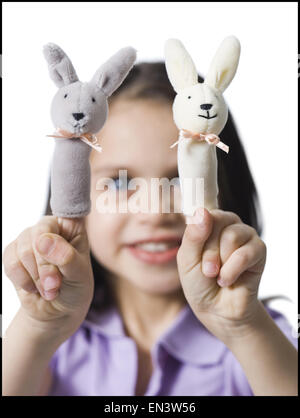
top-left (64, 94), bottom-right (68, 99)
top-left (113, 177), bottom-right (129, 190)
top-left (92, 97), bottom-right (96, 103)
top-left (188, 96), bottom-right (191, 99)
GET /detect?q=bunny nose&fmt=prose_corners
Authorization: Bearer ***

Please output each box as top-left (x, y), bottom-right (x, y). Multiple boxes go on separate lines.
top-left (72, 113), bottom-right (85, 121)
top-left (200, 104), bottom-right (213, 110)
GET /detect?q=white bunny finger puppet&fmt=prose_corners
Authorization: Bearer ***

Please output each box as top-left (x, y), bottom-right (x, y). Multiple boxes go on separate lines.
top-left (44, 43), bottom-right (137, 218)
top-left (164, 37), bottom-right (241, 218)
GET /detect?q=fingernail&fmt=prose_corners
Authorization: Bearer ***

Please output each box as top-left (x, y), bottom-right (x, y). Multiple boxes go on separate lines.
top-left (44, 290), bottom-right (58, 300)
top-left (44, 276), bottom-right (59, 291)
top-left (36, 235), bottom-right (55, 255)
top-left (203, 262), bottom-right (219, 276)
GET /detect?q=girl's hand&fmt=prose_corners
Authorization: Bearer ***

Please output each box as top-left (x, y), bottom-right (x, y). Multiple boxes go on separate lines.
top-left (3, 216), bottom-right (94, 343)
top-left (177, 208), bottom-right (267, 344)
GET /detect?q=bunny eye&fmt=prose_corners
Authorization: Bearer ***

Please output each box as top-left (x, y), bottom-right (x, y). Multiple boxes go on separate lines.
top-left (64, 94), bottom-right (68, 99)
top-left (91, 97), bottom-right (96, 103)
top-left (188, 96), bottom-right (191, 99)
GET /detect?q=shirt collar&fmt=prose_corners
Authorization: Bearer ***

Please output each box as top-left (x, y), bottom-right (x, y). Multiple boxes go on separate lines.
top-left (83, 304), bottom-right (227, 366)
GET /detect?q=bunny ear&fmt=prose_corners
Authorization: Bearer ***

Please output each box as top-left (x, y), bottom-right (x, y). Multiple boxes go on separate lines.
top-left (43, 43), bottom-right (79, 88)
top-left (205, 36), bottom-right (241, 93)
top-left (90, 47), bottom-right (137, 97)
top-left (164, 39), bottom-right (198, 93)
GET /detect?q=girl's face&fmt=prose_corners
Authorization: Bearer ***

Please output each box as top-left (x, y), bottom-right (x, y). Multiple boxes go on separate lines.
top-left (86, 98), bottom-right (186, 295)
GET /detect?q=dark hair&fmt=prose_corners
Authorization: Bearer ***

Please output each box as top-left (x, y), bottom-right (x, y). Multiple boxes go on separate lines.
top-left (44, 62), bottom-right (263, 314)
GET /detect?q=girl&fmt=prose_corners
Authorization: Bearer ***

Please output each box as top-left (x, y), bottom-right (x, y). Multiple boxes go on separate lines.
top-left (3, 63), bottom-right (298, 396)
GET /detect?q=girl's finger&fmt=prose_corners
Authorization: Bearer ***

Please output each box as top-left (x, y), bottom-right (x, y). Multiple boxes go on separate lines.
top-left (3, 240), bottom-right (38, 294)
top-left (38, 266), bottom-right (63, 300)
top-left (57, 217), bottom-right (90, 254)
top-left (34, 232), bottom-right (76, 268)
top-left (177, 208), bottom-right (213, 274)
top-left (16, 228), bottom-right (39, 288)
top-left (31, 216), bottom-right (89, 301)
top-left (219, 223), bottom-right (257, 265)
top-left (218, 236), bottom-right (266, 287)
top-left (34, 232), bottom-right (87, 285)
top-left (31, 218), bottom-right (63, 300)
top-left (201, 210), bottom-right (242, 278)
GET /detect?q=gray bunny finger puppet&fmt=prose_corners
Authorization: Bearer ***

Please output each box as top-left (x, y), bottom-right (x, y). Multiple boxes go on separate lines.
top-left (43, 43), bottom-right (137, 218)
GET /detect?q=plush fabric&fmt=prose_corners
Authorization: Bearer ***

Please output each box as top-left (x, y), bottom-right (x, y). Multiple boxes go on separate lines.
top-left (50, 138), bottom-right (92, 218)
top-left (164, 37), bottom-right (240, 217)
top-left (43, 43), bottom-right (79, 88)
top-left (43, 43), bottom-right (136, 218)
top-left (90, 47), bottom-right (138, 97)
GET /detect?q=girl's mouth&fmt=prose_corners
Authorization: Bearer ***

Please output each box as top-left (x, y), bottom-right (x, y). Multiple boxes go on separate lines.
top-left (126, 240), bottom-right (181, 264)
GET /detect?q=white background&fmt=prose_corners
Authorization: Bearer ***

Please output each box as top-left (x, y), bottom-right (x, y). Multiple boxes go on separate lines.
top-left (2, 2), bottom-right (298, 333)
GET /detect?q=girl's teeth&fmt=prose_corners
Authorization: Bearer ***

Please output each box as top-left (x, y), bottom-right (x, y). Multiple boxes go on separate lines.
top-left (135, 242), bottom-right (176, 252)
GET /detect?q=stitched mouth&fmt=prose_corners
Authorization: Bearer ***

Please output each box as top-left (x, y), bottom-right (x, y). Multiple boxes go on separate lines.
top-left (73, 123), bottom-right (87, 133)
top-left (74, 122), bottom-right (87, 128)
top-left (198, 111), bottom-right (218, 120)
top-left (65, 122), bottom-right (88, 136)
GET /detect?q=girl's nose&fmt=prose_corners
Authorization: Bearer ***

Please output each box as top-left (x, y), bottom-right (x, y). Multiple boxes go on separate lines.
top-left (135, 211), bottom-right (183, 228)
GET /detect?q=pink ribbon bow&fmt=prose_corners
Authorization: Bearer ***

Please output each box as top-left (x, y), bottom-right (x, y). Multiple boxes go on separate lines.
top-left (170, 128), bottom-right (229, 154)
top-left (46, 128), bottom-right (102, 152)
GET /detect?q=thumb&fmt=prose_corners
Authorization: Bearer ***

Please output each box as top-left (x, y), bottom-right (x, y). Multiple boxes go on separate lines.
top-left (177, 208), bottom-right (213, 274)
top-left (34, 231), bottom-right (88, 283)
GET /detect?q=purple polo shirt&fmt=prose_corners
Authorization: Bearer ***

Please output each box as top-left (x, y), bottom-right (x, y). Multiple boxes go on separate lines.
top-left (48, 303), bottom-right (297, 396)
